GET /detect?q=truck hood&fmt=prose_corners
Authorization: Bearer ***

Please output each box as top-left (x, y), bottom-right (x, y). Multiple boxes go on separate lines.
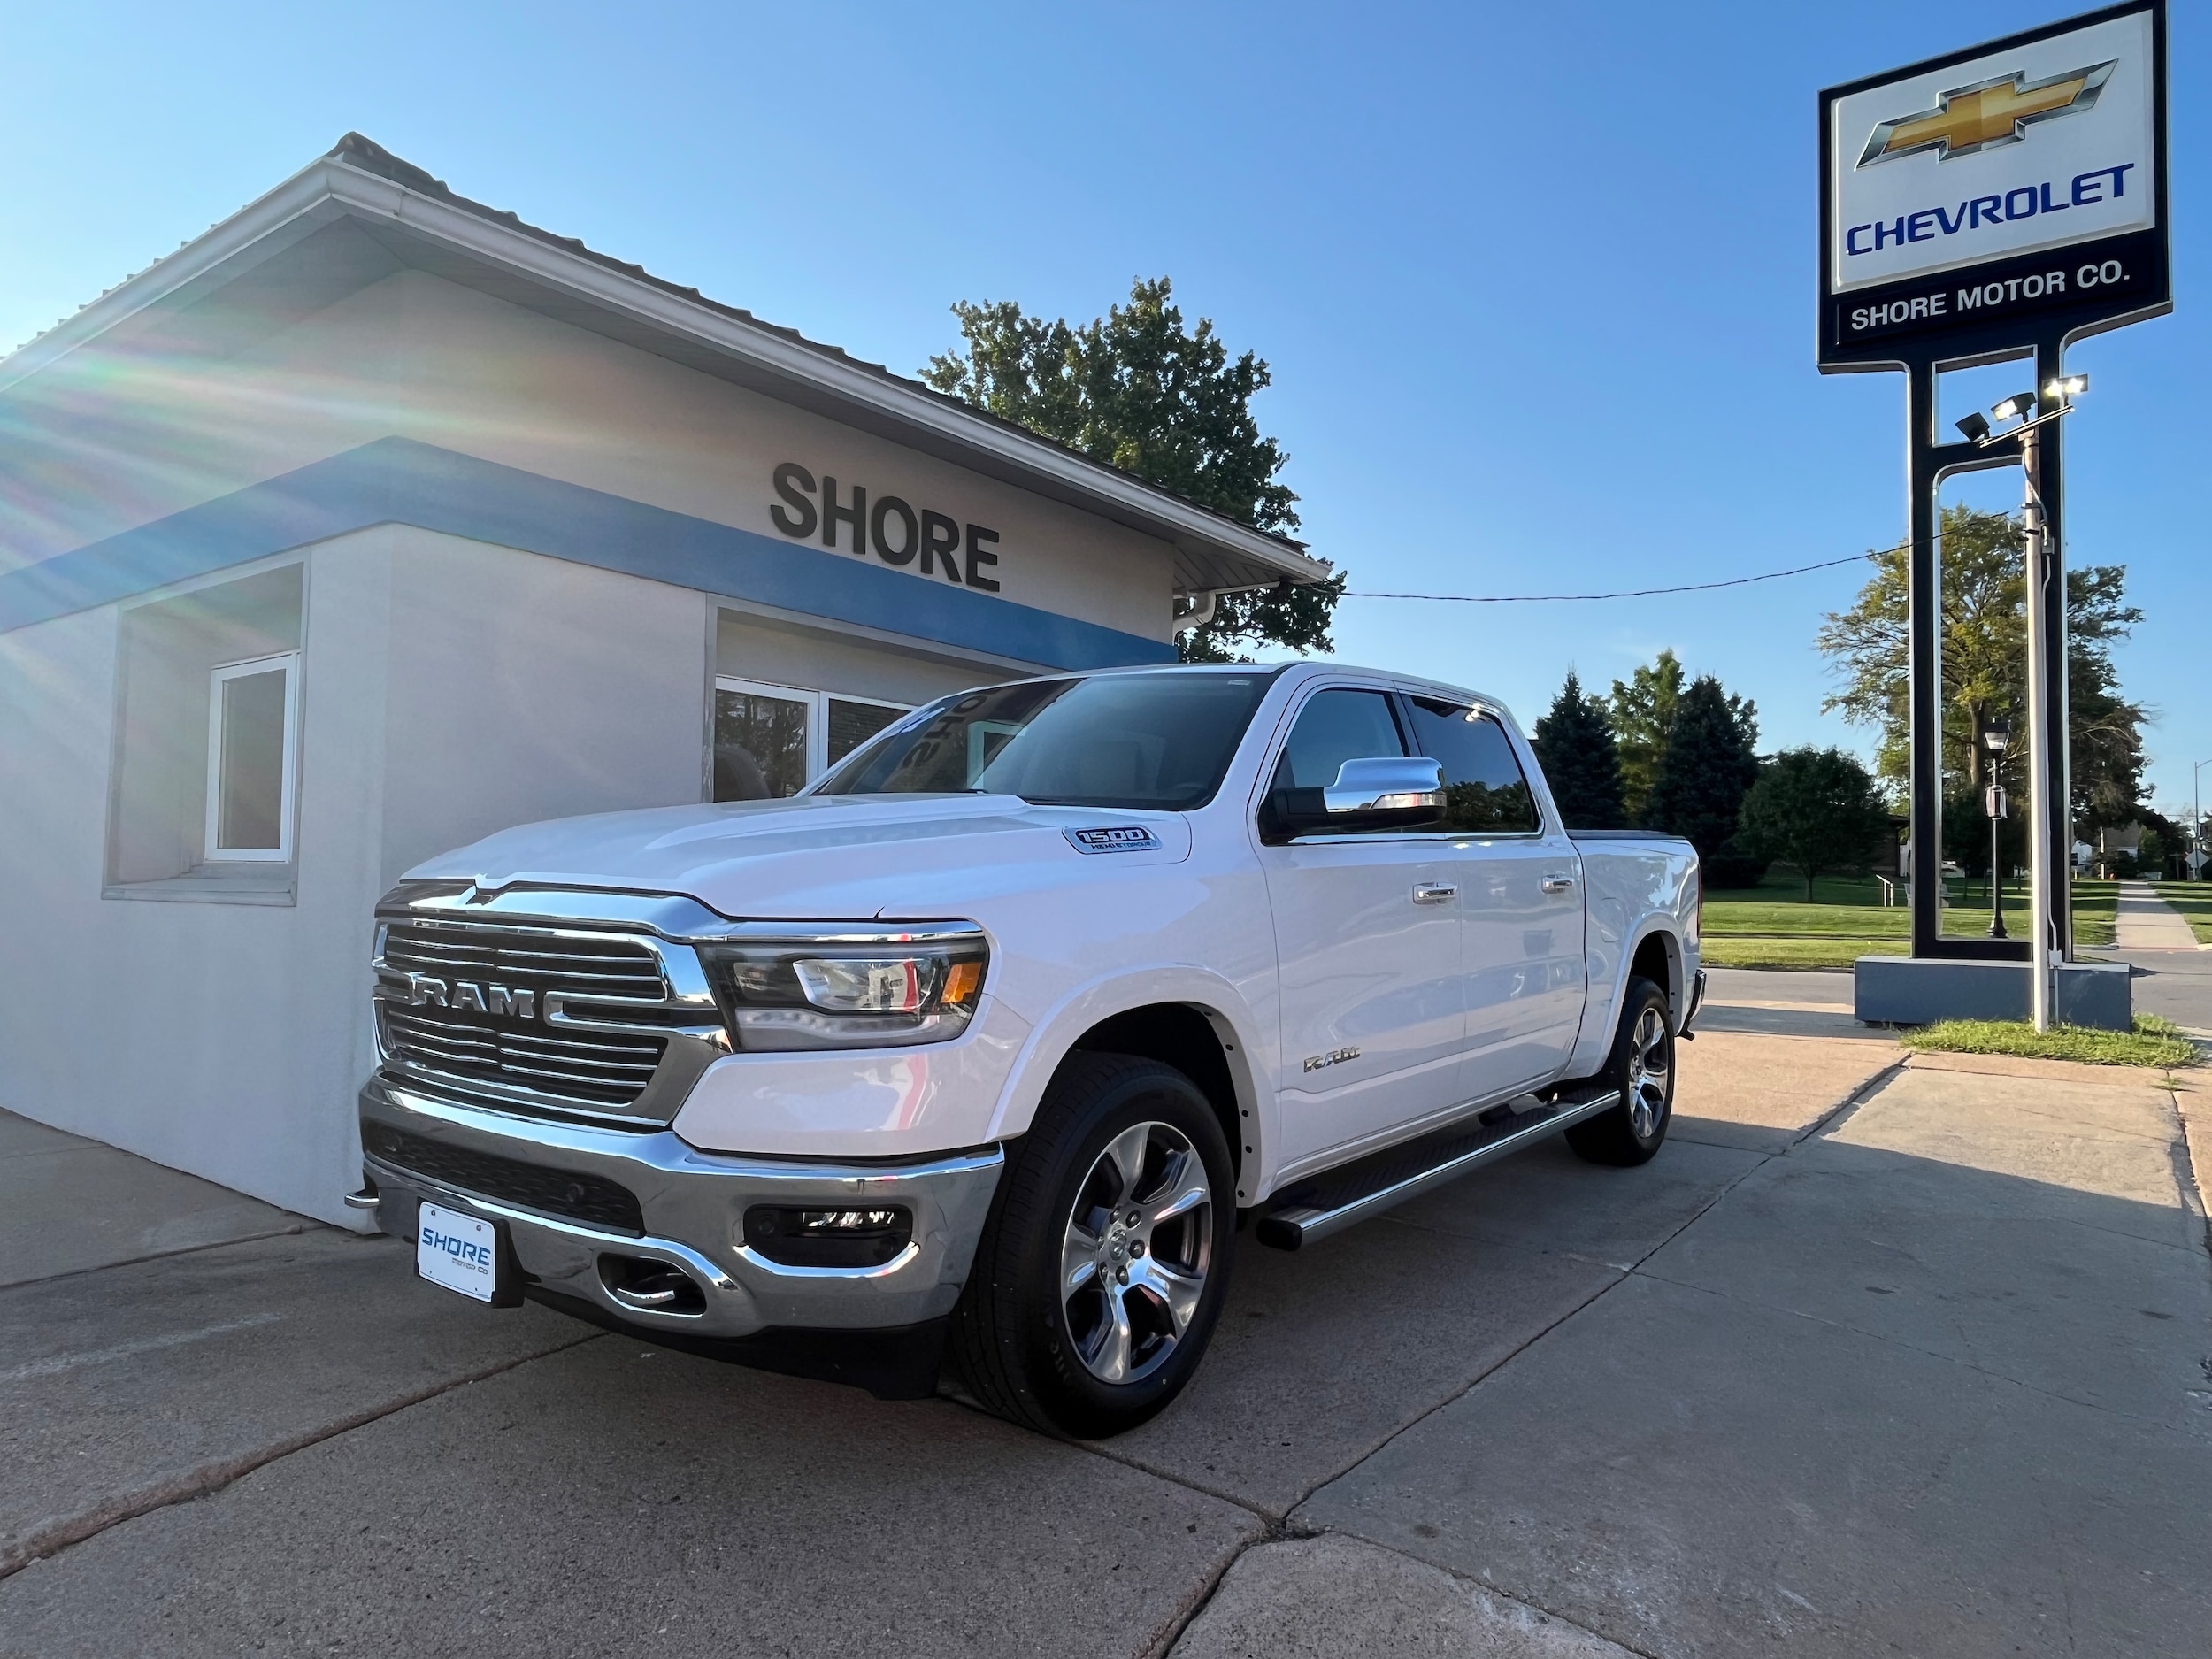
top-left (404, 793), bottom-right (1194, 919)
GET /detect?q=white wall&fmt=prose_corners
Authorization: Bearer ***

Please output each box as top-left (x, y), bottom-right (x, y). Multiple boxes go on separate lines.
top-left (0, 526), bottom-right (726, 1225)
top-left (713, 611), bottom-right (993, 710)
top-left (0, 530), bottom-right (398, 1225)
top-left (377, 526), bottom-right (710, 885)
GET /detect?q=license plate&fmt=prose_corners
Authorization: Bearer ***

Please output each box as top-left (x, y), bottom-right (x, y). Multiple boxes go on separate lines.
top-left (417, 1202), bottom-right (502, 1303)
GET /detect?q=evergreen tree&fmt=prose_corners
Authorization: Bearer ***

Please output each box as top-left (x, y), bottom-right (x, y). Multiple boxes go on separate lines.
top-left (1531, 670), bottom-right (1625, 828)
top-left (1649, 675), bottom-right (1761, 866)
top-left (1609, 649), bottom-right (1683, 822)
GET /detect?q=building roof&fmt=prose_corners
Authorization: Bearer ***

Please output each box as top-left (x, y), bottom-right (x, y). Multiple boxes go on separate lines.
top-left (0, 134), bottom-right (1328, 598)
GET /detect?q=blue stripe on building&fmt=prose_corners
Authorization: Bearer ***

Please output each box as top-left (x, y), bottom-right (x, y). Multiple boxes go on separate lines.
top-left (0, 437), bottom-right (1177, 669)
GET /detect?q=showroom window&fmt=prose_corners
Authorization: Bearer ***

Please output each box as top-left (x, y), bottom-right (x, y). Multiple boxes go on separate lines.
top-left (204, 653), bottom-right (300, 860)
top-left (712, 676), bottom-right (907, 802)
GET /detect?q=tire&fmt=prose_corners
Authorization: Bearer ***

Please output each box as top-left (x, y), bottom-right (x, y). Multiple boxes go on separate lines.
top-left (1563, 976), bottom-right (1675, 1167)
top-left (950, 1052), bottom-right (1234, 1438)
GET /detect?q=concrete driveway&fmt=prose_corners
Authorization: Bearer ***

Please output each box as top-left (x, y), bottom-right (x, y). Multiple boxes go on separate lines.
top-left (4, 995), bottom-right (2208, 1657)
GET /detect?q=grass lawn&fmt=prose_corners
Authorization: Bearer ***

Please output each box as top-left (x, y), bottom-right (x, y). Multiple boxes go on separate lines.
top-left (1902, 1013), bottom-right (2198, 1070)
top-left (2147, 880), bottom-right (2212, 945)
top-left (2071, 879), bottom-right (2117, 949)
top-left (1700, 937), bottom-right (1904, 970)
top-left (1699, 869), bottom-right (2117, 968)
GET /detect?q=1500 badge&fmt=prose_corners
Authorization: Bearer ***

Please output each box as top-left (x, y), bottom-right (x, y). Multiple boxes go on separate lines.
top-left (1065, 826), bottom-right (1162, 855)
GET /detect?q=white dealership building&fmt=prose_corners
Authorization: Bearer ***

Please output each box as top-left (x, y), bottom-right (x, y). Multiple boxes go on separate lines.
top-left (0, 135), bottom-right (1327, 1225)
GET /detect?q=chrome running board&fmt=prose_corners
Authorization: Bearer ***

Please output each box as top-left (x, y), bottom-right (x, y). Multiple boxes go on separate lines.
top-left (1253, 1085), bottom-right (1624, 1251)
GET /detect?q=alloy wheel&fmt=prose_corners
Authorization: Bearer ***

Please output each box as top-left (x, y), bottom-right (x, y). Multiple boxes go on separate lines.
top-left (1624, 1005), bottom-right (1671, 1138)
top-left (1060, 1120), bottom-right (1214, 1385)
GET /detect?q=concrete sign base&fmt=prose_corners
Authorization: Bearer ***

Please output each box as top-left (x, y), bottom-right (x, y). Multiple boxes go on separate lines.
top-left (1854, 956), bottom-right (2131, 1030)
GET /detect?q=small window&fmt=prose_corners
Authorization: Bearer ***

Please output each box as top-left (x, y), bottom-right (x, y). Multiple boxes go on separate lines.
top-left (1405, 695), bottom-right (1540, 834)
top-left (203, 653), bottom-right (299, 861)
top-left (714, 678), bottom-right (910, 801)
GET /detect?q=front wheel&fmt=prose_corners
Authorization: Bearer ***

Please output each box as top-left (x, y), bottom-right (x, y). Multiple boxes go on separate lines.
top-left (1563, 975), bottom-right (1674, 1167)
top-left (950, 1053), bottom-right (1233, 1438)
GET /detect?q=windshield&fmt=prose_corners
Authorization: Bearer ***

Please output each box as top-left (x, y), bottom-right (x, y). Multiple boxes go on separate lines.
top-left (810, 672), bottom-right (1273, 810)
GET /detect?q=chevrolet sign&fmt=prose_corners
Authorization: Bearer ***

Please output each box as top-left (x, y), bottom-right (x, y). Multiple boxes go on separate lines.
top-left (1818, 1), bottom-right (2168, 365)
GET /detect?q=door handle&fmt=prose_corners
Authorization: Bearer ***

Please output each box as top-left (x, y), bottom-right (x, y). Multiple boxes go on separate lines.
top-left (1540, 872), bottom-right (1577, 894)
top-left (1412, 882), bottom-right (1457, 905)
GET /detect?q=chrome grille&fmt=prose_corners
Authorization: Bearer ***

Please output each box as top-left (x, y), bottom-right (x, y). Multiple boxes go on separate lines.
top-left (376, 920), bottom-right (670, 1109)
top-left (380, 922), bottom-right (667, 997)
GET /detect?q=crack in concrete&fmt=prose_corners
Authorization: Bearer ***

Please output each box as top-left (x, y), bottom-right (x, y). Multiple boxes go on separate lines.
top-left (0, 1225), bottom-right (316, 1294)
top-left (0, 1331), bottom-right (603, 1581)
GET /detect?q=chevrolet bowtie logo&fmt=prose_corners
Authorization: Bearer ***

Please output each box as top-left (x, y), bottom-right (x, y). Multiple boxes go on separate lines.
top-left (1858, 60), bottom-right (2116, 167)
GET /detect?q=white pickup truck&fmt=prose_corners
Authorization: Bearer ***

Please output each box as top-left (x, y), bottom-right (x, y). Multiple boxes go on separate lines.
top-left (355, 663), bottom-right (1703, 1435)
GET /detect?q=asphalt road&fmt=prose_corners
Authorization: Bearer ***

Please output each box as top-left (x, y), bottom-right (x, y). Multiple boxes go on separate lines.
top-left (4, 1011), bottom-right (2208, 1656)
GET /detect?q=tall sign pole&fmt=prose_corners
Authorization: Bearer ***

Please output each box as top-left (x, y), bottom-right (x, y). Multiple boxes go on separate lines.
top-left (1820, 1), bottom-right (2170, 1022)
top-left (2021, 418), bottom-right (2056, 1028)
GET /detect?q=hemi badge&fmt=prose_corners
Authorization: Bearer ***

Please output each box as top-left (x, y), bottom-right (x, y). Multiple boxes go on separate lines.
top-left (1065, 826), bottom-right (1162, 856)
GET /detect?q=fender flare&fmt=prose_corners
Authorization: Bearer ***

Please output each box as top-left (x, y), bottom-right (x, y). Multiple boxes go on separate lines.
top-left (984, 965), bottom-right (1272, 1197)
top-left (1572, 918), bottom-right (1686, 1077)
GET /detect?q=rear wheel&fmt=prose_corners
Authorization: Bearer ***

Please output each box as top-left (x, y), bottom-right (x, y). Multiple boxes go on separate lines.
top-left (950, 1052), bottom-right (1233, 1438)
top-left (1564, 976), bottom-right (1674, 1167)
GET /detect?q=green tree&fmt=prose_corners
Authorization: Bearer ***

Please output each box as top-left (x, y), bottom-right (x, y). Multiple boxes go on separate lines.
top-left (1737, 748), bottom-right (1892, 901)
top-left (1609, 649), bottom-right (1683, 822)
top-left (1531, 671), bottom-right (1625, 828)
top-left (922, 276), bottom-right (1340, 661)
top-left (1815, 505), bottom-right (2147, 836)
top-left (1649, 675), bottom-right (1761, 866)
top-left (2137, 823), bottom-right (2170, 879)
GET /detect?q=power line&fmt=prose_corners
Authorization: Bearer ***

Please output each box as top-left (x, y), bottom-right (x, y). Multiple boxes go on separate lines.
top-left (1341, 542), bottom-right (1908, 604)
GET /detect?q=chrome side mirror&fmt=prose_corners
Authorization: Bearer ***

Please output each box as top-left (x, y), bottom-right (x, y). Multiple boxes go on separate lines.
top-left (1268, 756), bottom-right (1446, 839)
top-left (1323, 757), bottom-right (1446, 815)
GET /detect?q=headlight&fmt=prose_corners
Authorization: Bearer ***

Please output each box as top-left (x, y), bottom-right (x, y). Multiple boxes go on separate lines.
top-left (697, 926), bottom-right (987, 1051)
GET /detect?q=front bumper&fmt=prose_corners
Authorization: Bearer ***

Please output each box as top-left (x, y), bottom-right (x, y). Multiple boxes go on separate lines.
top-left (357, 1077), bottom-right (1003, 1340)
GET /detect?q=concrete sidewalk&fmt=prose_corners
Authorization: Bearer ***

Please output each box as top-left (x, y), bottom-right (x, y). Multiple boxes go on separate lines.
top-left (4, 1014), bottom-right (2208, 1656)
top-left (2116, 879), bottom-right (2203, 951)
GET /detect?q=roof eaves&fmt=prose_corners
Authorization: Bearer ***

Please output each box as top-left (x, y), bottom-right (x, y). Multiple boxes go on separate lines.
top-left (1, 134), bottom-right (1328, 590)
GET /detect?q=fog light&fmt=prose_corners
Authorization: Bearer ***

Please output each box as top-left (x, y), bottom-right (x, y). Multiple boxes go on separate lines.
top-left (742, 1204), bottom-right (914, 1268)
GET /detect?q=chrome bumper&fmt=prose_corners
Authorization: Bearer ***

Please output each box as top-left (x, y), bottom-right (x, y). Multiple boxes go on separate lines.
top-left (357, 1077), bottom-right (1003, 1340)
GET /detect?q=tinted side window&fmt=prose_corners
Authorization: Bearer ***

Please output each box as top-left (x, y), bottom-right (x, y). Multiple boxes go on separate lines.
top-left (1407, 696), bottom-right (1540, 833)
top-left (1275, 689), bottom-right (1406, 789)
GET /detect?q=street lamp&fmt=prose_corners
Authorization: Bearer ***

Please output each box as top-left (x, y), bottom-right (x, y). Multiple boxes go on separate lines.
top-left (1984, 719), bottom-right (2011, 939)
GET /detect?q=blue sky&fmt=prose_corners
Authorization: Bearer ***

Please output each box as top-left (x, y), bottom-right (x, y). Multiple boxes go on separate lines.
top-left (3, 2), bottom-right (2204, 819)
